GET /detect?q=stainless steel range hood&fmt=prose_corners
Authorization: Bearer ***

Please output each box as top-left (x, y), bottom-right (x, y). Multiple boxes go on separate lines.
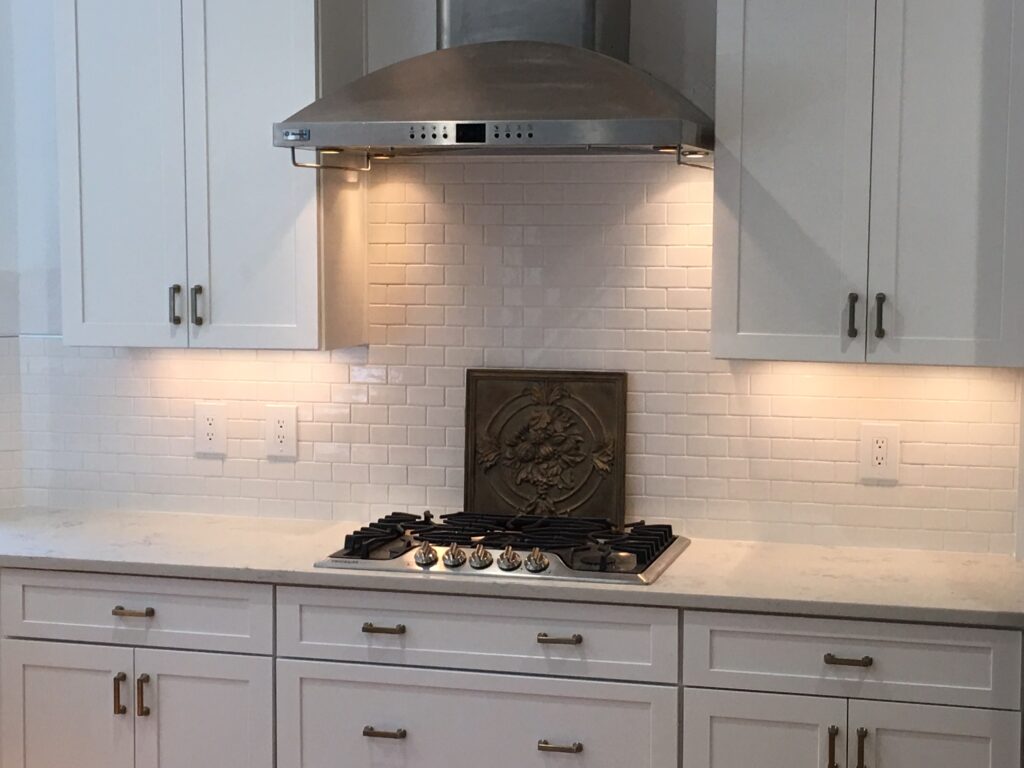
top-left (274, 0), bottom-right (713, 166)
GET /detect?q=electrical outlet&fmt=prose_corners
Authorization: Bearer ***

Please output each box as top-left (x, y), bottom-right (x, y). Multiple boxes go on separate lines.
top-left (194, 402), bottom-right (227, 457)
top-left (265, 404), bottom-right (297, 460)
top-left (860, 422), bottom-right (900, 484)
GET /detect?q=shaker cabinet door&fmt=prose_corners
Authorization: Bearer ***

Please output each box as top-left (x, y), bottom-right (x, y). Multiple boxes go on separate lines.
top-left (182, 0), bottom-right (319, 349)
top-left (683, 688), bottom-right (848, 768)
top-left (712, 0), bottom-right (875, 362)
top-left (56, 0), bottom-right (189, 348)
top-left (133, 649), bottom-right (273, 768)
top-left (0, 639), bottom-right (135, 768)
top-left (867, 0), bottom-right (1024, 365)
top-left (849, 700), bottom-right (1021, 768)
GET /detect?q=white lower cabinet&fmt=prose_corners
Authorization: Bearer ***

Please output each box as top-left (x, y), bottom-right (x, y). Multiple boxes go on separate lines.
top-left (276, 659), bottom-right (678, 768)
top-left (133, 649), bottom-right (273, 768)
top-left (1, 640), bottom-right (135, 768)
top-left (1, 639), bottom-right (273, 768)
top-left (684, 688), bottom-right (1021, 768)
top-left (684, 689), bottom-right (847, 768)
top-left (850, 699), bottom-right (1021, 768)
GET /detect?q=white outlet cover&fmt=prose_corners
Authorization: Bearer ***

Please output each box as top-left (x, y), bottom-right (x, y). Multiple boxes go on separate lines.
top-left (265, 404), bottom-right (298, 460)
top-left (194, 402), bottom-right (227, 457)
top-left (859, 422), bottom-right (900, 484)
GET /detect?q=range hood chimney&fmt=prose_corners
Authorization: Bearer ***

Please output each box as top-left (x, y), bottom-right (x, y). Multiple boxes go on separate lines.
top-left (274, 0), bottom-right (713, 168)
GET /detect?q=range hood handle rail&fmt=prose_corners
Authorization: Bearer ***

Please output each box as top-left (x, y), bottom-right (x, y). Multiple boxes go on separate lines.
top-left (289, 147), bottom-right (371, 172)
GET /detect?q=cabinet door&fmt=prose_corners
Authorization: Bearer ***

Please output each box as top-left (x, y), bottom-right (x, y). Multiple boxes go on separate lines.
top-left (868, 0), bottom-right (1024, 365)
top-left (277, 659), bottom-right (677, 768)
top-left (55, 0), bottom-right (189, 347)
top-left (182, 0), bottom-right (319, 349)
top-left (849, 700), bottom-right (1020, 768)
top-left (683, 688), bottom-right (847, 768)
top-left (1, 639), bottom-right (135, 768)
top-left (712, 0), bottom-right (875, 362)
top-left (134, 649), bottom-right (273, 768)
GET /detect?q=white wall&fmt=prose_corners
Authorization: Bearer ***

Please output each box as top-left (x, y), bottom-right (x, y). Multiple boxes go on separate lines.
top-left (15, 158), bottom-right (1021, 555)
top-left (0, 0), bottom-right (19, 335)
top-left (9, 0), bottom-right (60, 336)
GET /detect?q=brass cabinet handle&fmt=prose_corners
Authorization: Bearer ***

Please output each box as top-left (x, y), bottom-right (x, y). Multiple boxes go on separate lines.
top-left (538, 740), bottom-right (584, 754)
top-left (168, 284), bottom-right (182, 325)
top-left (112, 605), bottom-right (155, 619)
top-left (824, 653), bottom-right (873, 668)
top-left (827, 725), bottom-right (839, 768)
top-left (362, 725), bottom-right (407, 739)
top-left (847, 292), bottom-right (859, 338)
top-left (136, 674), bottom-right (151, 717)
top-left (113, 672), bottom-right (127, 715)
top-left (537, 632), bottom-right (583, 645)
top-left (362, 622), bottom-right (406, 635)
top-left (856, 727), bottom-right (868, 768)
top-left (190, 285), bottom-right (204, 326)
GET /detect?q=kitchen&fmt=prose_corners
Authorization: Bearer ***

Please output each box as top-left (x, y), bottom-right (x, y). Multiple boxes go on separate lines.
top-left (1, 0), bottom-right (1023, 766)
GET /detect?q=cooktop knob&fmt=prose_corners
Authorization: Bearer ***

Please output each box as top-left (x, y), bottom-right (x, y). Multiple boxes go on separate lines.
top-left (497, 545), bottom-right (522, 572)
top-left (442, 542), bottom-right (467, 568)
top-left (524, 547), bottom-right (550, 573)
top-left (413, 541), bottom-right (438, 567)
top-left (469, 544), bottom-right (493, 569)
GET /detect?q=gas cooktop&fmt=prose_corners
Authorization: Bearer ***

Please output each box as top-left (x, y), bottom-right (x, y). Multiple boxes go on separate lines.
top-left (315, 511), bottom-right (690, 585)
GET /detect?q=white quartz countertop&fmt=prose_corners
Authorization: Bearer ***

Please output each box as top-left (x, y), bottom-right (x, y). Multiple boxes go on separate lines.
top-left (0, 507), bottom-right (1022, 629)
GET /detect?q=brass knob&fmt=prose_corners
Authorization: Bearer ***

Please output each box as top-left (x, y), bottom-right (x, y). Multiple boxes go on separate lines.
top-left (469, 544), bottom-right (493, 569)
top-left (442, 542), bottom-right (467, 568)
top-left (413, 541), bottom-right (438, 567)
top-left (525, 547), bottom-right (550, 573)
top-left (497, 545), bottom-right (522, 571)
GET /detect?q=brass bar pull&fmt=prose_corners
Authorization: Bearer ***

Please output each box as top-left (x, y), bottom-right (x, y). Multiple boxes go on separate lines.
top-left (856, 727), bottom-right (868, 768)
top-left (847, 292), bottom-right (859, 338)
top-left (168, 284), bottom-right (182, 325)
top-left (874, 292), bottom-right (887, 338)
top-left (537, 632), bottom-right (583, 645)
top-left (190, 285), bottom-right (204, 326)
top-left (824, 653), bottom-right (873, 668)
top-left (827, 725), bottom-right (839, 768)
top-left (362, 726), bottom-right (407, 740)
top-left (361, 622), bottom-right (407, 635)
top-left (538, 740), bottom-right (584, 754)
top-left (112, 606), bottom-right (155, 619)
top-left (136, 674), bottom-right (151, 717)
top-left (113, 672), bottom-right (127, 715)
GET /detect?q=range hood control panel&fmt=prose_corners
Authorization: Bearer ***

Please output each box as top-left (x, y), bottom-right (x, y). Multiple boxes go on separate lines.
top-left (406, 123), bottom-right (536, 145)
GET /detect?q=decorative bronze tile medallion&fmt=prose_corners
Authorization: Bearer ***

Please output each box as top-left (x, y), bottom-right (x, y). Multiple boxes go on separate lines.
top-left (465, 369), bottom-right (627, 524)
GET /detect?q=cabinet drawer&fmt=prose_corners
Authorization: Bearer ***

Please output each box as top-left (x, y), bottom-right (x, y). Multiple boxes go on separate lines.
top-left (683, 611), bottom-right (1022, 709)
top-left (277, 659), bottom-right (677, 768)
top-left (277, 587), bottom-right (678, 683)
top-left (0, 569), bottom-right (273, 654)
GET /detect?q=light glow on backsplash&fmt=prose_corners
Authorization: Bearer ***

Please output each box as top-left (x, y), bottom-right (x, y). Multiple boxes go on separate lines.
top-left (8, 159), bottom-right (1022, 554)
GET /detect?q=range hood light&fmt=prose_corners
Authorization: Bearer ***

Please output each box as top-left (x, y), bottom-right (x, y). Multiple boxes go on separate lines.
top-left (681, 150), bottom-right (710, 159)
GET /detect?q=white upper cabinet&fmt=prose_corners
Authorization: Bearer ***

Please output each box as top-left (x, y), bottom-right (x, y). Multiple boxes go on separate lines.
top-left (182, 0), bottom-right (318, 349)
top-left (868, 0), bottom-right (1024, 365)
top-left (56, 0), bottom-right (189, 348)
top-left (712, 0), bottom-right (876, 363)
top-left (56, 0), bottom-right (366, 350)
top-left (713, 0), bottom-right (1024, 366)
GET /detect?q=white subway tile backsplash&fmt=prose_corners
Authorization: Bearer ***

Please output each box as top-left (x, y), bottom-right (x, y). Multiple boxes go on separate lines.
top-left (2, 160), bottom-right (1020, 554)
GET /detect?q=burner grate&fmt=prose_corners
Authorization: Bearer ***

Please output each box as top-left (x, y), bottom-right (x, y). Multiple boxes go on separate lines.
top-left (331, 510), bottom-right (679, 574)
